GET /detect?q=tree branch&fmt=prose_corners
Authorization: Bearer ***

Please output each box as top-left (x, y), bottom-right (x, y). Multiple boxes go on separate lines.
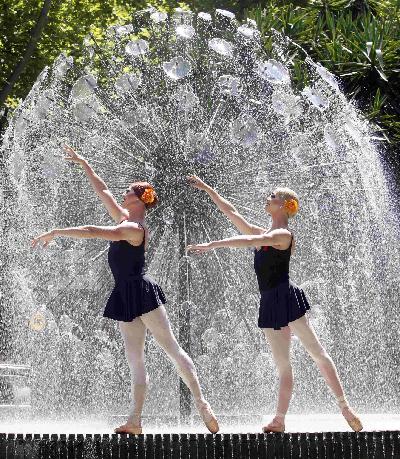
top-left (0, 0), bottom-right (52, 107)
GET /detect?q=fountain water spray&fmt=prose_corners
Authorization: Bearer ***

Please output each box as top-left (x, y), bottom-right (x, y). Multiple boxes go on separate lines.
top-left (0, 7), bottom-right (399, 426)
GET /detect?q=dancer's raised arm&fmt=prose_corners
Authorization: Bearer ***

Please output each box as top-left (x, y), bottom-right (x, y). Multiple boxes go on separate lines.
top-left (186, 175), bottom-right (263, 235)
top-left (64, 145), bottom-right (127, 224)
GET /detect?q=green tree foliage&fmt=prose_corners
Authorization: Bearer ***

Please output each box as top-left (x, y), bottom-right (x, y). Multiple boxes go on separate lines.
top-left (246, 0), bottom-right (400, 143)
top-left (0, 0), bottom-right (185, 109)
top-left (1, 0), bottom-right (399, 144)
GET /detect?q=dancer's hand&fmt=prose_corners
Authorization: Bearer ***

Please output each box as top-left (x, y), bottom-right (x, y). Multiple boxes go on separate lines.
top-left (31, 230), bottom-right (55, 248)
top-left (186, 242), bottom-right (213, 254)
top-left (63, 144), bottom-right (85, 164)
top-left (186, 175), bottom-right (209, 191)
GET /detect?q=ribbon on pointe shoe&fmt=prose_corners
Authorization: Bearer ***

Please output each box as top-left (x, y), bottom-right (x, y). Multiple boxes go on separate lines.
top-left (337, 396), bottom-right (363, 432)
top-left (196, 400), bottom-right (220, 434)
top-left (262, 412), bottom-right (285, 433)
top-left (114, 423), bottom-right (143, 435)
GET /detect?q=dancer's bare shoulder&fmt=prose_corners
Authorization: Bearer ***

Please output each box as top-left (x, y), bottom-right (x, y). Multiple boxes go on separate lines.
top-left (118, 219), bottom-right (146, 247)
top-left (254, 228), bottom-right (292, 251)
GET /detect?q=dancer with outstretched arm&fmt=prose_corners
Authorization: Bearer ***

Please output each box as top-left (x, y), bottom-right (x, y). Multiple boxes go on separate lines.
top-left (186, 175), bottom-right (362, 433)
top-left (31, 146), bottom-right (219, 434)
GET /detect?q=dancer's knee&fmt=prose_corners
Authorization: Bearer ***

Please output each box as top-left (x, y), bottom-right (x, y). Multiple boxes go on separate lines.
top-left (276, 360), bottom-right (292, 376)
top-left (125, 348), bottom-right (145, 366)
top-left (309, 345), bottom-right (331, 365)
top-left (174, 349), bottom-right (195, 374)
top-left (124, 350), bottom-right (147, 378)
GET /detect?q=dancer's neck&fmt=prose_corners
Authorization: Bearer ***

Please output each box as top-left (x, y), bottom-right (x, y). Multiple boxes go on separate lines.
top-left (270, 214), bottom-right (289, 230)
top-left (124, 209), bottom-right (146, 225)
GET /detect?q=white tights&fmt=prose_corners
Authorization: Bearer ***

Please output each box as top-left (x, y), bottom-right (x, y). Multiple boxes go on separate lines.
top-left (263, 315), bottom-right (346, 420)
top-left (118, 306), bottom-right (205, 426)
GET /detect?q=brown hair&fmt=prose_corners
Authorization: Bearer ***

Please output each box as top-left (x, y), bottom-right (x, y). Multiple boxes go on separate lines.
top-left (130, 181), bottom-right (159, 209)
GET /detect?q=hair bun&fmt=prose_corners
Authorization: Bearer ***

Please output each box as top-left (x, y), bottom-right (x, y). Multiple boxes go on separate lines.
top-left (140, 187), bottom-right (155, 204)
top-left (284, 199), bottom-right (298, 214)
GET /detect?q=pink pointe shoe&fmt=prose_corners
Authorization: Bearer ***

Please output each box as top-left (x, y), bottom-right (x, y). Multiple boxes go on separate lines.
top-left (114, 423), bottom-right (143, 435)
top-left (337, 396), bottom-right (363, 432)
top-left (196, 400), bottom-right (220, 433)
top-left (262, 413), bottom-right (285, 433)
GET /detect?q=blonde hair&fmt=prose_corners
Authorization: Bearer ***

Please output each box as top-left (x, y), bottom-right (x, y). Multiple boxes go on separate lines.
top-left (275, 187), bottom-right (299, 218)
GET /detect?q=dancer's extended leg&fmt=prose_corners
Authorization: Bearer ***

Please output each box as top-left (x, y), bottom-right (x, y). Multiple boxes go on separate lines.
top-left (262, 326), bottom-right (292, 431)
top-left (289, 315), bottom-right (363, 431)
top-left (141, 306), bottom-right (219, 433)
top-left (116, 318), bottom-right (148, 433)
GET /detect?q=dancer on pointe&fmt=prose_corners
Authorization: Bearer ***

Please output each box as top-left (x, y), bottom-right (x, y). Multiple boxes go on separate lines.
top-left (186, 175), bottom-right (363, 433)
top-left (31, 146), bottom-right (219, 434)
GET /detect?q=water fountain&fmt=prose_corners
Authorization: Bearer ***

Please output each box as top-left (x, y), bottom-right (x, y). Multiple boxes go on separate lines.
top-left (0, 5), bottom-right (399, 456)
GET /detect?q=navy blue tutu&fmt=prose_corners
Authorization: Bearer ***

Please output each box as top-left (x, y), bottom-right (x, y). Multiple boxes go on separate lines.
top-left (104, 273), bottom-right (166, 322)
top-left (258, 278), bottom-right (310, 330)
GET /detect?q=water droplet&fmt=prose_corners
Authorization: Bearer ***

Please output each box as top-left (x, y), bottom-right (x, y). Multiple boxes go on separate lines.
top-left (216, 9), bottom-right (236, 20)
top-left (345, 119), bottom-right (359, 140)
top-left (208, 38), bottom-right (234, 57)
top-left (144, 162), bottom-right (156, 179)
top-left (115, 72), bottom-right (141, 94)
top-left (231, 114), bottom-right (259, 147)
top-left (315, 64), bottom-right (339, 91)
top-left (237, 24), bottom-right (258, 38)
top-left (14, 116), bottom-right (29, 139)
top-left (173, 85), bottom-right (199, 110)
top-left (162, 57), bottom-right (191, 80)
top-left (162, 207), bottom-right (174, 224)
top-left (125, 39), bottom-right (149, 57)
top-left (271, 91), bottom-right (301, 120)
top-left (150, 11), bottom-right (168, 23)
top-left (198, 12), bottom-right (212, 21)
top-left (213, 309), bottom-right (230, 332)
top-left (35, 90), bottom-right (54, 119)
top-left (176, 25), bottom-right (195, 39)
top-left (218, 75), bottom-right (241, 96)
top-left (72, 97), bottom-right (101, 123)
top-left (53, 54), bottom-right (73, 79)
top-left (172, 7), bottom-right (193, 23)
top-left (115, 24), bottom-right (133, 36)
top-left (257, 59), bottom-right (290, 84)
top-left (324, 124), bottom-right (341, 150)
top-left (302, 87), bottom-right (329, 111)
top-left (201, 327), bottom-right (220, 352)
top-left (188, 134), bottom-right (215, 164)
top-left (71, 75), bottom-right (97, 101)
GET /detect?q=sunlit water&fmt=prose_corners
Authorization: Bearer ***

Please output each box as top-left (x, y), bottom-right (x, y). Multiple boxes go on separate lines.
top-left (1, 415), bottom-right (399, 434)
top-left (0, 7), bottom-right (399, 428)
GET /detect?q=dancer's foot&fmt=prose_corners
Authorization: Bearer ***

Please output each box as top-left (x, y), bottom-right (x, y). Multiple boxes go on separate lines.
top-left (262, 414), bottom-right (285, 433)
top-left (114, 423), bottom-right (143, 435)
top-left (337, 396), bottom-right (363, 432)
top-left (195, 400), bottom-right (219, 433)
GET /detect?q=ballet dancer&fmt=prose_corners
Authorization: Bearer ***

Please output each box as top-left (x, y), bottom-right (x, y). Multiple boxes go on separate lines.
top-left (31, 147), bottom-right (219, 434)
top-left (186, 174), bottom-right (362, 433)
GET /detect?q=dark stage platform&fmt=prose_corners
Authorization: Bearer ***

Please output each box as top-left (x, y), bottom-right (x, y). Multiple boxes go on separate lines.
top-left (1, 431), bottom-right (399, 458)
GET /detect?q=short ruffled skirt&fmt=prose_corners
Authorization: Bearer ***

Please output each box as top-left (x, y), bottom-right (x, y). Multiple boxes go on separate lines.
top-left (103, 274), bottom-right (167, 322)
top-left (258, 278), bottom-right (310, 330)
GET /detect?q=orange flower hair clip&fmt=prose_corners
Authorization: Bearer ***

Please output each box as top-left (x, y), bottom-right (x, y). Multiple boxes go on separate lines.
top-left (140, 187), bottom-right (155, 204)
top-left (284, 199), bottom-right (298, 214)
